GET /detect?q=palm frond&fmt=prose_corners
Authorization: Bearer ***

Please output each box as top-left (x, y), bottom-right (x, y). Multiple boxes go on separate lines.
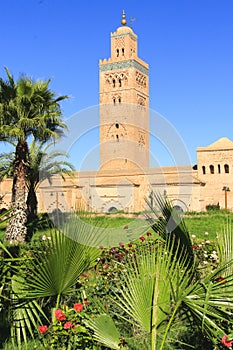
top-left (0, 151), bottom-right (14, 179)
top-left (13, 219), bottom-right (102, 299)
top-left (145, 193), bottom-right (195, 272)
top-left (86, 314), bottom-right (121, 350)
top-left (110, 238), bottom-right (192, 349)
top-left (217, 219), bottom-right (233, 275)
top-left (4, 67), bottom-right (15, 89)
top-left (183, 260), bottom-right (233, 340)
top-left (10, 293), bottom-right (48, 348)
top-left (26, 139), bottom-right (74, 188)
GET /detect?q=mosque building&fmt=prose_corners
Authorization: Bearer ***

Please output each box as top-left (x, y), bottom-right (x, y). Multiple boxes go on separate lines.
top-left (1, 12), bottom-right (233, 213)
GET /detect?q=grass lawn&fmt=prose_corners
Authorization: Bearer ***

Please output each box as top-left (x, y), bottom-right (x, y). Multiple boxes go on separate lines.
top-left (184, 211), bottom-right (233, 241)
top-left (64, 215), bottom-right (151, 247)
top-left (1, 210), bottom-right (232, 244)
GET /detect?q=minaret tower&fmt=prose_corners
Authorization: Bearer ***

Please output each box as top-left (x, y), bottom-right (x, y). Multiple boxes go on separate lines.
top-left (99, 11), bottom-right (149, 171)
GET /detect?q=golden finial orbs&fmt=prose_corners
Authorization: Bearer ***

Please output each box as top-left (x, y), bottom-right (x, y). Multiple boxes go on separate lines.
top-left (121, 10), bottom-right (127, 25)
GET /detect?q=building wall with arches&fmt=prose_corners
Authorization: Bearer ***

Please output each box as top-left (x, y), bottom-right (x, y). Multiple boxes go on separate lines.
top-left (197, 137), bottom-right (233, 211)
top-left (1, 141), bottom-right (233, 215)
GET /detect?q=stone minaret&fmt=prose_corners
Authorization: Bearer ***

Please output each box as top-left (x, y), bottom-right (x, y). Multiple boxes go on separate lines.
top-left (99, 11), bottom-right (149, 171)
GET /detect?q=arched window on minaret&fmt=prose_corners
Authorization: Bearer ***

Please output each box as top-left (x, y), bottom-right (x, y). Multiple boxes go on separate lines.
top-left (218, 164), bottom-right (221, 173)
top-left (113, 79), bottom-right (116, 88)
top-left (224, 164), bottom-right (229, 173)
top-left (113, 97), bottom-right (116, 105)
top-left (118, 97), bottom-right (121, 103)
top-left (202, 166), bottom-right (206, 175)
top-left (116, 49), bottom-right (119, 57)
top-left (116, 134), bottom-right (119, 142)
top-left (122, 48), bottom-right (125, 56)
top-left (209, 165), bottom-right (214, 174)
top-left (119, 78), bottom-right (122, 87)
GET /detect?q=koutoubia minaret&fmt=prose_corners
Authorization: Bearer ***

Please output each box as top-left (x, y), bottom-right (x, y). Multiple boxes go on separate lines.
top-left (99, 11), bottom-right (149, 171)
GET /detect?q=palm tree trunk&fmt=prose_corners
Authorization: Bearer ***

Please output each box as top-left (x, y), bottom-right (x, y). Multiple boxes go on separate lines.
top-left (26, 184), bottom-right (38, 221)
top-left (5, 140), bottom-right (28, 243)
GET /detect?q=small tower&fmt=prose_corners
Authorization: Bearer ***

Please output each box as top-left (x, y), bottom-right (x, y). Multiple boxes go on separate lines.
top-left (99, 11), bottom-right (149, 171)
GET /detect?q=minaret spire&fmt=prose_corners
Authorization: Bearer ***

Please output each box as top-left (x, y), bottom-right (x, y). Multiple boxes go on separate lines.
top-left (99, 11), bottom-right (149, 171)
top-left (121, 10), bottom-right (127, 26)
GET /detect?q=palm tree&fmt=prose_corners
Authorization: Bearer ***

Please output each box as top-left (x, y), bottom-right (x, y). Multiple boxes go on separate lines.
top-left (0, 68), bottom-right (68, 243)
top-left (26, 139), bottom-right (75, 220)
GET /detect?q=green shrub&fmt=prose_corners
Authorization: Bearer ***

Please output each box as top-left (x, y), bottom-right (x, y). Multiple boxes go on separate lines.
top-left (206, 203), bottom-right (220, 211)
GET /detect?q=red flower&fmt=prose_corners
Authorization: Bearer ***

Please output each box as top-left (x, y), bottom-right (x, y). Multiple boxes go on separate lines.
top-left (84, 300), bottom-right (88, 305)
top-left (54, 309), bottom-right (66, 321)
top-left (117, 253), bottom-right (123, 261)
top-left (119, 242), bottom-right (124, 247)
top-left (222, 335), bottom-right (233, 347)
top-left (215, 277), bottom-right (227, 284)
top-left (64, 321), bottom-right (74, 330)
top-left (99, 245), bottom-right (104, 249)
top-left (110, 247), bottom-right (116, 254)
top-left (124, 225), bottom-right (128, 229)
top-left (74, 303), bottom-right (84, 312)
top-left (140, 236), bottom-right (145, 241)
top-left (192, 245), bottom-right (197, 249)
top-left (128, 243), bottom-right (132, 247)
top-left (38, 325), bottom-right (48, 334)
top-left (103, 265), bottom-right (109, 270)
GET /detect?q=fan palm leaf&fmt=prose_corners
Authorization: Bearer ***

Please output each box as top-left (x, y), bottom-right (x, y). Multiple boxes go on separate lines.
top-left (145, 193), bottom-right (195, 272)
top-left (13, 218), bottom-right (102, 302)
top-left (9, 292), bottom-right (48, 349)
top-left (183, 261), bottom-right (233, 340)
top-left (86, 238), bottom-right (192, 350)
top-left (86, 314), bottom-right (122, 350)
top-left (0, 242), bottom-right (48, 349)
top-left (217, 219), bottom-right (233, 276)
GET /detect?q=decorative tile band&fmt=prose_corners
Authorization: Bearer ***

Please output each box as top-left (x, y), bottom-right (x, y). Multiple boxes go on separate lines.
top-left (100, 60), bottom-right (148, 75)
top-left (111, 33), bottom-right (137, 41)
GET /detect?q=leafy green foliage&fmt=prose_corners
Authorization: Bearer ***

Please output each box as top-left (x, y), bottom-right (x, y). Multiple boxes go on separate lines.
top-left (85, 195), bottom-right (233, 350)
top-left (0, 216), bottom-right (104, 348)
top-left (206, 204), bottom-right (220, 211)
top-left (0, 242), bottom-right (47, 349)
top-left (0, 201), bottom-right (232, 349)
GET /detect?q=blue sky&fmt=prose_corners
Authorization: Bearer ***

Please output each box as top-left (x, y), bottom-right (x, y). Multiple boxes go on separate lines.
top-left (1, 0), bottom-right (233, 169)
